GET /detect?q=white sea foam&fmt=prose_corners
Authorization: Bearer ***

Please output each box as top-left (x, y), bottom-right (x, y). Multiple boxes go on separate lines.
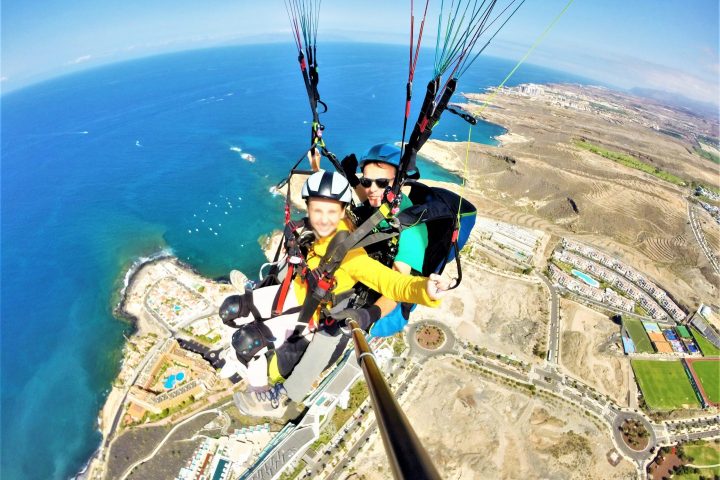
top-left (119, 248), bottom-right (174, 299)
top-left (135, 140), bottom-right (142, 147)
top-left (229, 146), bottom-right (242, 153)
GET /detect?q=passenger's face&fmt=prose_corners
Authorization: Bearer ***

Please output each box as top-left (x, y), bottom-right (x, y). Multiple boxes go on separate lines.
top-left (362, 163), bottom-right (396, 207)
top-left (307, 198), bottom-right (346, 238)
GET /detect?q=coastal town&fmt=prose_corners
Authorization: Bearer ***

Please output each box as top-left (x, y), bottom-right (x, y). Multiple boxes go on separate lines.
top-left (82, 83), bottom-right (720, 480)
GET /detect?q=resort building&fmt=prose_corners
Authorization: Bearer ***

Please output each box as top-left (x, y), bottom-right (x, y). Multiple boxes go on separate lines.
top-left (556, 239), bottom-right (686, 321)
top-left (145, 276), bottom-right (212, 329)
top-left (125, 340), bottom-right (219, 422)
top-left (475, 217), bottom-right (544, 265)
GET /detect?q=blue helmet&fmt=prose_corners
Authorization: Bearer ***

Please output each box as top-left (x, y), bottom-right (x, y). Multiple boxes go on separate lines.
top-left (359, 143), bottom-right (402, 170)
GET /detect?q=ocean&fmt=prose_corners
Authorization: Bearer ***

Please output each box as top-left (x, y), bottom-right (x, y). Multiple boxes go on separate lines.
top-left (1, 42), bottom-right (590, 479)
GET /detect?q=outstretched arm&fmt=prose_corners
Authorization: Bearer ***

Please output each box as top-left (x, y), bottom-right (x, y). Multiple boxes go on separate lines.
top-left (342, 249), bottom-right (442, 307)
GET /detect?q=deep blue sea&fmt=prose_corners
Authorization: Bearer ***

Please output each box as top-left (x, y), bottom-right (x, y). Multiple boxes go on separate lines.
top-left (1, 42), bottom-right (590, 479)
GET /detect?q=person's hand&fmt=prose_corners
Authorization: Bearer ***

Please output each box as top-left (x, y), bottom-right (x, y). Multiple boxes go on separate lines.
top-left (426, 273), bottom-right (451, 300)
top-left (341, 154), bottom-right (360, 187)
top-left (331, 305), bottom-right (381, 331)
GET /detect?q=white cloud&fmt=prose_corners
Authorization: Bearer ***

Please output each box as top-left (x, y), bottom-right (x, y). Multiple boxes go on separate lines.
top-left (68, 55), bottom-right (93, 65)
top-left (505, 44), bottom-right (720, 106)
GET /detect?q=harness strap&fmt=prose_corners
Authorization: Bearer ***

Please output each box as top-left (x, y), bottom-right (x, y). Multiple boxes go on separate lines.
top-left (272, 263), bottom-right (295, 316)
top-left (352, 231), bottom-right (400, 250)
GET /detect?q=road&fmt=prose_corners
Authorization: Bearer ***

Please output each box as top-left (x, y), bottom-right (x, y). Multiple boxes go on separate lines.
top-left (536, 273), bottom-right (560, 364)
top-left (688, 200), bottom-right (720, 275)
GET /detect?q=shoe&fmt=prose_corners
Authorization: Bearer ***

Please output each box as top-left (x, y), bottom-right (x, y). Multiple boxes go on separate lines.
top-left (233, 383), bottom-right (295, 419)
top-left (230, 270), bottom-right (249, 294)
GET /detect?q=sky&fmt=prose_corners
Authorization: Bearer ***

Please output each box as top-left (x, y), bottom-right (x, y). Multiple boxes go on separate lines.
top-left (2, 0), bottom-right (719, 107)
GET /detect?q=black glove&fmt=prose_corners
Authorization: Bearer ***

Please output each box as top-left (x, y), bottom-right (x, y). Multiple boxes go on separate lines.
top-left (341, 154), bottom-right (360, 187)
top-left (332, 305), bottom-right (382, 331)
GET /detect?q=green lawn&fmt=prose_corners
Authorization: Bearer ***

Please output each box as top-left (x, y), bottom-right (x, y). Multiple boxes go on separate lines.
top-left (683, 441), bottom-right (720, 466)
top-left (624, 318), bottom-right (653, 353)
top-left (674, 470), bottom-right (720, 480)
top-left (675, 441), bottom-right (720, 480)
top-left (691, 360), bottom-right (720, 404)
top-left (691, 327), bottom-right (720, 357)
top-left (631, 360), bottom-right (701, 410)
top-left (574, 139), bottom-right (686, 186)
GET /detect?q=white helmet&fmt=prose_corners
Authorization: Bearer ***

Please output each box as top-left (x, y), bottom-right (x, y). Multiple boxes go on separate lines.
top-left (301, 170), bottom-right (352, 204)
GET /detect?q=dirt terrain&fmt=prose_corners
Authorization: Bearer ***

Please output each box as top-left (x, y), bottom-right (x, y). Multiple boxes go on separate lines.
top-left (349, 358), bottom-right (636, 480)
top-left (413, 256), bottom-right (548, 363)
top-left (419, 84), bottom-right (719, 309)
top-left (559, 299), bottom-right (630, 406)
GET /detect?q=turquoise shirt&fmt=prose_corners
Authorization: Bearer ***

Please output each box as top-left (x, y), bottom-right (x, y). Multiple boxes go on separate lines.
top-left (369, 195), bottom-right (428, 337)
top-left (393, 195), bottom-right (428, 274)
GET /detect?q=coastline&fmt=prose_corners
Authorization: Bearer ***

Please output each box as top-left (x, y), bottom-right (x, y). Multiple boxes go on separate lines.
top-left (80, 253), bottom-right (176, 479)
top-left (85, 252), bottom-right (238, 479)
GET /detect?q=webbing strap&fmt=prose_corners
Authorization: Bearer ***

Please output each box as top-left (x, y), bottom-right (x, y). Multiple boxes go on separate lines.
top-left (272, 263), bottom-right (295, 317)
top-left (351, 231), bottom-right (400, 251)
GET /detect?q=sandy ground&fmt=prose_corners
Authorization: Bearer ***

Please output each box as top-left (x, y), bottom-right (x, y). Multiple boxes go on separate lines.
top-left (349, 358), bottom-right (636, 479)
top-left (558, 299), bottom-right (631, 406)
top-left (413, 255), bottom-right (548, 363)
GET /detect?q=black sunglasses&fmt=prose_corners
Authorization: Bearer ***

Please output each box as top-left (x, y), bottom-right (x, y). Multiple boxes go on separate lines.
top-left (359, 177), bottom-right (392, 188)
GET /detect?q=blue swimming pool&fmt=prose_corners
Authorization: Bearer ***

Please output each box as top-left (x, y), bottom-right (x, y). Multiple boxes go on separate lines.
top-left (571, 269), bottom-right (600, 288)
top-left (164, 371), bottom-right (186, 389)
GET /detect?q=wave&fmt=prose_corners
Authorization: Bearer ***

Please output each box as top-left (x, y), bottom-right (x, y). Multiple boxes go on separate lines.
top-left (119, 248), bottom-right (175, 300)
top-left (71, 443), bottom-right (100, 480)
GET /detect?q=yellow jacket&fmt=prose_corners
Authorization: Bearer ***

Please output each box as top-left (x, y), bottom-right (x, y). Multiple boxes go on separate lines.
top-left (293, 220), bottom-right (440, 320)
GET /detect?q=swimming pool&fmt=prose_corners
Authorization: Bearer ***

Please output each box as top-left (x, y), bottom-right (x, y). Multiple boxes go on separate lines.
top-left (164, 371), bottom-right (186, 389)
top-left (571, 269), bottom-right (600, 288)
